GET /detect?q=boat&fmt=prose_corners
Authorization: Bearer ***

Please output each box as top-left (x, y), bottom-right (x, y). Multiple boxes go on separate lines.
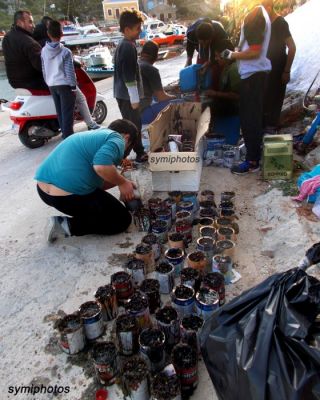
top-left (61, 20), bottom-right (110, 47)
top-left (85, 65), bottom-right (114, 80)
top-left (137, 31), bottom-right (185, 47)
top-left (74, 46), bottom-right (114, 81)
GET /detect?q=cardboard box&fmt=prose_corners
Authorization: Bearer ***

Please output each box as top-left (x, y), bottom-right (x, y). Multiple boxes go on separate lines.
top-left (148, 103), bottom-right (210, 191)
top-left (263, 134), bottom-right (293, 180)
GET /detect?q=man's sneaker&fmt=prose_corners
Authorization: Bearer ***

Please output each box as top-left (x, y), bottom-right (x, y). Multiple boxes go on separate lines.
top-left (135, 153), bottom-right (149, 163)
top-left (47, 216), bottom-right (71, 243)
top-left (231, 160), bottom-right (259, 175)
top-left (88, 122), bottom-right (101, 130)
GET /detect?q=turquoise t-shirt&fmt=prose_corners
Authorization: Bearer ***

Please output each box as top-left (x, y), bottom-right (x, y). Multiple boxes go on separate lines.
top-left (35, 130), bottom-right (125, 195)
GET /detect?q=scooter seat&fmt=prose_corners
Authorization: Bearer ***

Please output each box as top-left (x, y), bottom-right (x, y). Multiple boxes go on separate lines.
top-left (28, 88), bottom-right (51, 96)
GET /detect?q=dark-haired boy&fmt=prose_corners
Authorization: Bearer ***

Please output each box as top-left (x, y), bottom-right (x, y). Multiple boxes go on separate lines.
top-left (41, 20), bottom-right (76, 139)
top-left (35, 119), bottom-right (138, 242)
top-left (113, 10), bottom-right (148, 163)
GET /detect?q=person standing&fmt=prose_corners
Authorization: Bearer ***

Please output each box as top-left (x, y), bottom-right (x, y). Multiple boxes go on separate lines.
top-left (221, 4), bottom-right (272, 174)
top-left (41, 20), bottom-right (76, 139)
top-left (113, 10), bottom-right (148, 163)
top-left (263, 0), bottom-right (296, 132)
top-left (33, 16), bottom-right (52, 47)
top-left (2, 10), bottom-right (47, 89)
top-left (139, 41), bottom-right (177, 124)
top-left (35, 119), bottom-right (137, 243)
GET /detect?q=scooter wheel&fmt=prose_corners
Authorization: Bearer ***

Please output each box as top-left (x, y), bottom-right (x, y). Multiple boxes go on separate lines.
top-left (18, 122), bottom-right (45, 149)
top-left (92, 101), bottom-right (107, 125)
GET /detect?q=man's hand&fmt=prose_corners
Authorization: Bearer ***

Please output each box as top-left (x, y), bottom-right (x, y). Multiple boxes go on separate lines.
top-left (131, 102), bottom-right (140, 110)
top-left (220, 49), bottom-right (233, 60)
top-left (119, 180), bottom-right (136, 202)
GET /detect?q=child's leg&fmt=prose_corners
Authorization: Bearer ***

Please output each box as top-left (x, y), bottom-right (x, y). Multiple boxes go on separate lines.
top-left (59, 86), bottom-right (76, 139)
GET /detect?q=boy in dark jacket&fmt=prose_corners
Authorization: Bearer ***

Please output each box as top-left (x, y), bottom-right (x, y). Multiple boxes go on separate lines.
top-left (41, 20), bottom-right (76, 139)
top-left (113, 10), bottom-right (148, 163)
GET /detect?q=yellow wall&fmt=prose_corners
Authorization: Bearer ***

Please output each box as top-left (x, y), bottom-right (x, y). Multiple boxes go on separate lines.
top-left (103, 1), bottom-right (139, 20)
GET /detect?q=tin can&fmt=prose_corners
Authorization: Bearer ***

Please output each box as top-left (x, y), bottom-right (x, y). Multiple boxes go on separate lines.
top-left (142, 234), bottom-right (161, 261)
top-left (165, 248), bottom-right (185, 277)
top-left (175, 219), bottom-right (192, 244)
top-left (180, 314), bottom-right (204, 355)
top-left (186, 251), bottom-right (207, 271)
top-left (133, 207), bottom-right (151, 232)
top-left (139, 328), bottom-right (166, 373)
top-left (172, 343), bottom-right (198, 396)
top-left (199, 208), bottom-right (217, 218)
top-left (122, 356), bottom-right (150, 400)
top-left (155, 261), bottom-right (175, 294)
top-left (199, 200), bottom-right (215, 211)
top-left (135, 243), bottom-right (155, 274)
top-left (92, 341), bottom-right (118, 386)
top-left (180, 267), bottom-right (201, 292)
top-left (200, 190), bottom-right (215, 203)
top-left (156, 208), bottom-right (172, 229)
top-left (216, 239), bottom-right (235, 258)
top-left (111, 271), bottom-right (134, 305)
top-left (220, 191), bottom-right (235, 202)
top-left (116, 314), bottom-right (139, 356)
top-left (219, 200), bottom-right (234, 211)
top-left (177, 201), bottom-right (194, 220)
top-left (79, 301), bottom-right (104, 341)
top-left (148, 198), bottom-right (163, 221)
top-left (125, 291), bottom-right (152, 329)
top-left (94, 284), bottom-right (118, 321)
top-left (199, 217), bottom-right (215, 230)
top-left (202, 272), bottom-right (226, 306)
top-left (171, 285), bottom-right (195, 318)
top-left (57, 313), bottom-right (86, 355)
top-left (155, 306), bottom-right (180, 349)
top-left (168, 232), bottom-right (185, 250)
top-left (176, 210), bottom-right (192, 224)
top-left (125, 258), bottom-right (146, 287)
top-left (140, 279), bottom-right (161, 314)
top-left (151, 220), bottom-right (168, 244)
top-left (216, 255), bottom-right (233, 284)
top-left (196, 236), bottom-right (216, 268)
top-left (164, 197), bottom-right (177, 221)
top-left (181, 192), bottom-right (199, 215)
top-left (220, 208), bottom-right (236, 219)
top-left (217, 226), bottom-right (235, 241)
top-left (195, 287), bottom-right (219, 320)
top-left (151, 364), bottom-right (181, 400)
top-left (199, 226), bottom-right (217, 240)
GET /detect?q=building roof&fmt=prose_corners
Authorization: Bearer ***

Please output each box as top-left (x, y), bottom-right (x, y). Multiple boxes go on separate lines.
top-left (103, 0), bottom-right (138, 3)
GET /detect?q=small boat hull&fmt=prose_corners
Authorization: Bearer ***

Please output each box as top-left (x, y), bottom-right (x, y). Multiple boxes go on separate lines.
top-left (86, 66), bottom-right (114, 81)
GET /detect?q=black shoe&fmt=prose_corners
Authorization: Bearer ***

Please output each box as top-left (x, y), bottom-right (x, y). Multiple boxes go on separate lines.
top-left (46, 216), bottom-right (71, 243)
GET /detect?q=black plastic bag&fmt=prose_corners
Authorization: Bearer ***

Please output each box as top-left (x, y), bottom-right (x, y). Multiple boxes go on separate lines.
top-left (200, 265), bottom-right (320, 400)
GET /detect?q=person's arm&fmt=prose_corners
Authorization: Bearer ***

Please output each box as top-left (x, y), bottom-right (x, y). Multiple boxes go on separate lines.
top-left (64, 49), bottom-right (77, 89)
top-left (185, 32), bottom-right (196, 67)
top-left (122, 43), bottom-right (140, 109)
top-left (148, 66), bottom-right (176, 102)
top-left (282, 36), bottom-right (296, 84)
top-left (25, 38), bottom-right (43, 72)
top-left (93, 165), bottom-right (135, 201)
top-left (205, 89), bottom-right (239, 101)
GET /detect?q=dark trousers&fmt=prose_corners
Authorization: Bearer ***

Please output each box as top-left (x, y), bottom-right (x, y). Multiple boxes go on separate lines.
top-left (116, 98), bottom-right (144, 156)
top-left (37, 186), bottom-right (132, 236)
top-left (264, 69), bottom-right (287, 127)
top-left (50, 85), bottom-right (76, 139)
top-left (240, 72), bottom-right (267, 162)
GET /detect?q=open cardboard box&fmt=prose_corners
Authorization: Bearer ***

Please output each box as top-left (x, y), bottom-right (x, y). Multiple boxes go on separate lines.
top-left (147, 102), bottom-right (210, 191)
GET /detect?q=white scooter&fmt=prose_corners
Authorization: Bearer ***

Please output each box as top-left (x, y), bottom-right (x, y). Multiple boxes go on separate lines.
top-left (2, 67), bottom-right (108, 148)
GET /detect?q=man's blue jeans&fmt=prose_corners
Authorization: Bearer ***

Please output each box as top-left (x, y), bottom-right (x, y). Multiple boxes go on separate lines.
top-left (50, 85), bottom-right (76, 139)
